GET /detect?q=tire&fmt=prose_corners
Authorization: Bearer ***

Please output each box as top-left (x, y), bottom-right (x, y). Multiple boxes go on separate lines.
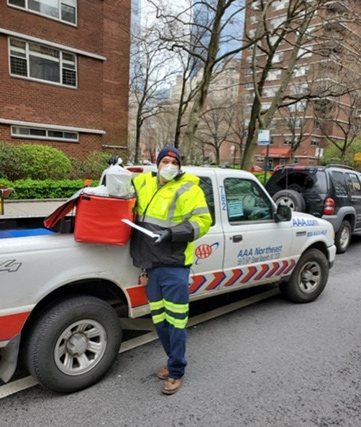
top-left (335, 220), bottom-right (352, 254)
top-left (272, 189), bottom-right (306, 212)
top-left (279, 248), bottom-right (329, 303)
top-left (24, 295), bottom-right (122, 393)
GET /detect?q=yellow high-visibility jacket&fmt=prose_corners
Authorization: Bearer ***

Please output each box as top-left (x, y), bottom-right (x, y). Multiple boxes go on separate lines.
top-left (130, 171), bottom-right (212, 269)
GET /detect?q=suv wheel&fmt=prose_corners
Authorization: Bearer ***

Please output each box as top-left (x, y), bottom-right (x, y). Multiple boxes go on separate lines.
top-left (335, 220), bottom-right (352, 254)
top-left (272, 189), bottom-right (306, 212)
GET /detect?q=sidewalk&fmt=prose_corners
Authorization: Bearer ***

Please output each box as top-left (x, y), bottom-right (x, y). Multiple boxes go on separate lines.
top-left (2, 199), bottom-right (66, 217)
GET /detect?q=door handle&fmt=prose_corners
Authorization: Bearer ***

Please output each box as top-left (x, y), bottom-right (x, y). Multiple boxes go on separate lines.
top-left (232, 235), bottom-right (243, 242)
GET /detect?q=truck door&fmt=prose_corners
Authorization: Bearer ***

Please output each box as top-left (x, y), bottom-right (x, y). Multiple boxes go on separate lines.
top-left (219, 176), bottom-right (294, 292)
top-left (188, 175), bottom-right (225, 299)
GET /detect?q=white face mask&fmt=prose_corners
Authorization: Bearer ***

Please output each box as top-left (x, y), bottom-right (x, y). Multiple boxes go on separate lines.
top-left (159, 164), bottom-right (179, 181)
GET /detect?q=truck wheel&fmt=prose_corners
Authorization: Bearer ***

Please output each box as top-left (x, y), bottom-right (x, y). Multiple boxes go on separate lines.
top-left (279, 248), bottom-right (328, 303)
top-left (272, 190), bottom-right (306, 212)
top-left (335, 220), bottom-right (351, 254)
top-left (24, 295), bottom-right (122, 393)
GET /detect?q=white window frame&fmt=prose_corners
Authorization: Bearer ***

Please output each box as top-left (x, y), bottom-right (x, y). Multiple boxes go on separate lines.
top-left (272, 0), bottom-right (290, 11)
top-left (11, 125), bottom-right (79, 142)
top-left (8, 0), bottom-right (77, 26)
top-left (9, 37), bottom-right (77, 88)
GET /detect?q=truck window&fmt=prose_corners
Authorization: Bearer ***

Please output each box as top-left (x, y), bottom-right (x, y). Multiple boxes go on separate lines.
top-left (224, 178), bottom-right (272, 223)
top-left (199, 176), bottom-right (215, 225)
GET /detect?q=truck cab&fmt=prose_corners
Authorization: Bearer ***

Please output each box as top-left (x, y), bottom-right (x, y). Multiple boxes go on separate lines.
top-left (0, 167), bottom-right (336, 393)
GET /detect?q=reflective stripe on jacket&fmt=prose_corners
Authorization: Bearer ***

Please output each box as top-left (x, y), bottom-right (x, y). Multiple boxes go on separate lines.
top-left (130, 171), bottom-right (212, 269)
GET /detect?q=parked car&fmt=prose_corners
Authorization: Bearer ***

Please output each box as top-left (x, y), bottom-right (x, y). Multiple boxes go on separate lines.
top-left (265, 164), bottom-right (361, 254)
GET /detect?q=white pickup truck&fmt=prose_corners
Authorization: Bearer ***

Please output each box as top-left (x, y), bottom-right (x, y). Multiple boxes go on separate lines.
top-left (0, 167), bottom-right (336, 393)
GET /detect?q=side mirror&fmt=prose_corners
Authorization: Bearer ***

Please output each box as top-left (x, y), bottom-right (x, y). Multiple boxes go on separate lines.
top-left (274, 204), bottom-right (292, 222)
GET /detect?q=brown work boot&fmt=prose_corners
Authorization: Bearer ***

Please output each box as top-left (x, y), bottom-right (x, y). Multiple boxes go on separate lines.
top-left (157, 366), bottom-right (169, 380)
top-left (162, 377), bottom-right (182, 395)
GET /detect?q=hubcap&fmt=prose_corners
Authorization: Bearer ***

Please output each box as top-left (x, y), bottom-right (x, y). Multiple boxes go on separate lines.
top-left (339, 227), bottom-right (350, 249)
top-left (54, 320), bottom-right (107, 376)
top-left (277, 197), bottom-right (295, 210)
top-left (299, 261), bottom-right (321, 293)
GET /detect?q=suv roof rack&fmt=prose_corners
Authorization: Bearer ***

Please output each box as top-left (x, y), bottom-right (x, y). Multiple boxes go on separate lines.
top-left (325, 164), bottom-right (354, 170)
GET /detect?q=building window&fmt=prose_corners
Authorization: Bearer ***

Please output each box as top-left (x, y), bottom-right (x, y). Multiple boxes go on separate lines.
top-left (272, 52), bottom-right (284, 63)
top-left (288, 101), bottom-right (306, 112)
top-left (297, 45), bottom-right (313, 59)
top-left (8, 0), bottom-right (77, 25)
top-left (270, 35), bottom-right (285, 46)
top-left (284, 135), bottom-right (301, 145)
top-left (11, 125), bottom-right (79, 142)
top-left (266, 69), bottom-right (282, 81)
top-left (290, 83), bottom-right (308, 95)
top-left (293, 65), bottom-right (310, 77)
top-left (248, 29), bottom-right (256, 38)
top-left (270, 16), bottom-right (287, 30)
top-left (287, 118), bottom-right (303, 129)
top-left (250, 16), bottom-right (259, 25)
top-left (311, 137), bottom-right (321, 146)
top-left (10, 38), bottom-right (77, 87)
top-left (272, 0), bottom-right (289, 11)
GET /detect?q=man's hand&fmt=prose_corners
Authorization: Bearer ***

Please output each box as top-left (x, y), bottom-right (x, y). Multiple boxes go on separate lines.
top-left (154, 229), bottom-right (172, 244)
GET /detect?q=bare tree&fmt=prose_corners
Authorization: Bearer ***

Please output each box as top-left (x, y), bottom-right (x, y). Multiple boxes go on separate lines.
top-left (241, 0), bottom-right (361, 170)
top-left (315, 92), bottom-right (361, 163)
top-left (194, 101), bottom-right (234, 164)
top-left (129, 25), bottom-right (177, 163)
top-left (147, 0), bottom-right (248, 162)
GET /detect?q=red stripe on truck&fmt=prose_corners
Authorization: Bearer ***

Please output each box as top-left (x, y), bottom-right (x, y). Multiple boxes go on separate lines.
top-left (0, 311), bottom-right (30, 341)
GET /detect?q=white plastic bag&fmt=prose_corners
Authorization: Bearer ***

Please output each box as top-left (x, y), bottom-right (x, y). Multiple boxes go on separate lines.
top-left (83, 185), bottom-right (109, 197)
top-left (105, 164), bottom-right (133, 197)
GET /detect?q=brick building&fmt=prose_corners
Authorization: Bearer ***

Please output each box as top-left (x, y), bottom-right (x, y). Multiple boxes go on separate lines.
top-left (0, 0), bottom-right (130, 160)
top-left (240, 0), bottom-right (361, 170)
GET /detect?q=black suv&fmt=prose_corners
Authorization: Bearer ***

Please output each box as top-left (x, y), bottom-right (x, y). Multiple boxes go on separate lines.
top-left (265, 164), bottom-right (361, 253)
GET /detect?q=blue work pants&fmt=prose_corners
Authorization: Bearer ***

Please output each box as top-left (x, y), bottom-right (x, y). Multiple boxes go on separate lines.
top-left (146, 266), bottom-right (190, 379)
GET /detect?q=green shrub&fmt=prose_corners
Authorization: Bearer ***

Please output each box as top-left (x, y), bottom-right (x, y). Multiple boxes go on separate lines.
top-left (80, 151), bottom-right (112, 179)
top-left (17, 144), bottom-right (72, 180)
top-left (0, 178), bottom-right (87, 199)
top-left (253, 171), bottom-right (272, 185)
top-left (0, 142), bottom-right (25, 180)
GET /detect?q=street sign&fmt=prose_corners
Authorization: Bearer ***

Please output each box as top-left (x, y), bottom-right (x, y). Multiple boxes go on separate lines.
top-left (258, 129), bottom-right (270, 145)
top-left (354, 153), bottom-right (361, 162)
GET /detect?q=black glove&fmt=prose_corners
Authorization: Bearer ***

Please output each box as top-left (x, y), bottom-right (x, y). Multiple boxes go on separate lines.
top-left (107, 155), bottom-right (119, 166)
top-left (154, 229), bottom-right (172, 244)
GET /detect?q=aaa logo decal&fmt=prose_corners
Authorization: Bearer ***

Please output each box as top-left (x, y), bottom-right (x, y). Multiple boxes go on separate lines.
top-left (195, 242), bottom-right (219, 264)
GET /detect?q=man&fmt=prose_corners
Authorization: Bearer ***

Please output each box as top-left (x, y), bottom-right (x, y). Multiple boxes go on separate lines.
top-left (130, 146), bottom-right (212, 395)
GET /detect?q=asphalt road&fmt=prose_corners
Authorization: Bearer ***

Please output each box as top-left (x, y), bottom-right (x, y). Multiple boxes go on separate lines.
top-left (1, 236), bottom-right (361, 427)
